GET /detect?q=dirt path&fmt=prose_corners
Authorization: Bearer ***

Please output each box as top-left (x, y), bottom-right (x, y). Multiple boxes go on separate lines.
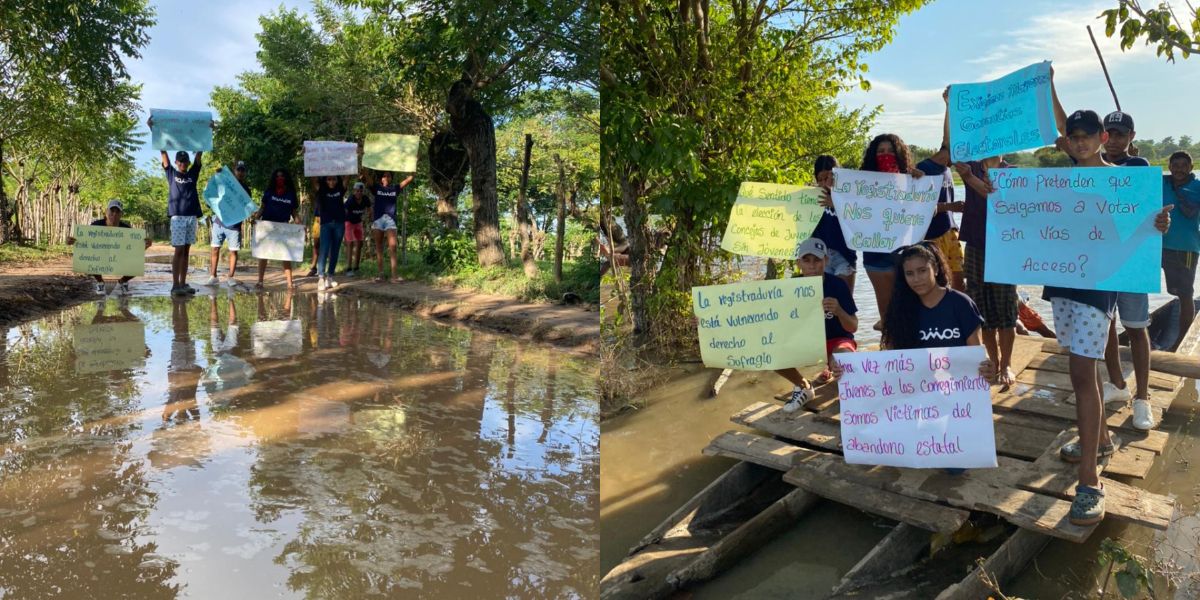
top-left (0, 245), bottom-right (599, 353)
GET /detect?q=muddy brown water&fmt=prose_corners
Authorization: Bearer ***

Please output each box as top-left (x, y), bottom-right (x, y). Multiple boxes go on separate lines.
top-left (0, 292), bottom-right (597, 599)
top-left (601, 353), bottom-right (1200, 598)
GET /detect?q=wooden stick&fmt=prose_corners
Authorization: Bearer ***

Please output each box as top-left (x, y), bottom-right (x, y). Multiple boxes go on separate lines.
top-left (710, 368), bottom-right (733, 397)
top-left (1087, 25), bottom-right (1122, 111)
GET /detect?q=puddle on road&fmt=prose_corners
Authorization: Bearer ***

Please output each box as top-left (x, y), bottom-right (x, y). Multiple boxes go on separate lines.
top-left (0, 292), bottom-right (598, 599)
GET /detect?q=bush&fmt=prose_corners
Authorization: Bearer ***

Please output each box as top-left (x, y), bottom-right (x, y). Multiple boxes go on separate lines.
top-left (424, 231), bottom-right (478, 271)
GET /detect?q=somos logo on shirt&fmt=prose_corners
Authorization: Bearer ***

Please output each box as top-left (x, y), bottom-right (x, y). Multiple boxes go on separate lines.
top-left (918, 327), bottom-right (960, 342)
top-left (174, 175), bottom-right (194, 185)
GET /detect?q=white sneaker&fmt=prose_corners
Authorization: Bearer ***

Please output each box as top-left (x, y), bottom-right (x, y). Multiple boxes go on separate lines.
top-left (782, 386), bottom-right (813, 413)
top-left (1132, 398), bottom-right (1156, 431)
top-left (318, 277), bottom-right (327, 291)
top-left (327, 278), bottom-right (338, 289)
top-left (94, 282), bottom-right (106, 295)
top-left (1103, 382), bottom-right (1133, 409)
top-left (204, 276), bottom-right (219, 286)
top-left (117, 282), bottom-right (131, 296)
top-left (226, 276), bottom-right (239, 288)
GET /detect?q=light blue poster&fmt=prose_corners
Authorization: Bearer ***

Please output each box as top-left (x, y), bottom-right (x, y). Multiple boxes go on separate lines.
top-left (203, 167), bottom-right (257, 226)
top-left (150, 108), bottom-right (214, 151)
top-left (948, 62), bottom-right (1058, 162)
top-left (984, 166), bottom-right (1163, 293)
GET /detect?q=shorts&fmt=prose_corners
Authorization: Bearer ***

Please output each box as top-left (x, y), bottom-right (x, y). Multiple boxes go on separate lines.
top-left (932, 228), bottom-right (964, 273)
top-left (210, 223), bottom-right (241, 251)
top-left (1115, 292), bottom-right (1150, 329)
top-left (1051, 297), bottom-right (1111, 360)
top-left (344, 222), bottom-right (365, 242)
top-left (170, 216), bottom-right (197, 247)
top-left (826, 337), bottom-right (857, 356)
top-left (1017, 302), bottom-right (1047, 333)
top-left (824, 248), bottom-right (856, 278)
top-left (373, 214), bottom-right (397, 232)
top-left (1163, 248), bottom-right (1198, 299)
top-left (862, 251), bottom-right (899, 273)
top-left (964, 245), bottom-right (1017, 329)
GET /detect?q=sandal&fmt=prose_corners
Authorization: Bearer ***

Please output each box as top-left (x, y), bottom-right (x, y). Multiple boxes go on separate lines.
top-left (813, 370), bottom-right (835, 386)
top-left (1060, 434), bottom-right (1121, 463)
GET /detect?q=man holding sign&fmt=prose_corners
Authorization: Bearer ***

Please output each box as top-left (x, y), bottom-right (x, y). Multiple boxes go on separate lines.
top-left (150, 112), bottom-right (214, 297)
top-left (68, 200), bottom-right (153, 295)
top-left (204, 161), bottom-right (252, 288)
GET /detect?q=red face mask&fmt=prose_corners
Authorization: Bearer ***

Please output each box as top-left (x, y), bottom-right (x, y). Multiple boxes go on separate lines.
top-left (876, 152), bottom-right (899, 173)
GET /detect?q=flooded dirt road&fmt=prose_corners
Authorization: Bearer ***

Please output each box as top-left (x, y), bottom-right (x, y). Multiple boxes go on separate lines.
top-left (0, 291), bottom-right (598, 599)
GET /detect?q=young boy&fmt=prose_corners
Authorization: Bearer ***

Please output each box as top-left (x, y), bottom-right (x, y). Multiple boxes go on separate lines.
top-left (1049, 109), bottom-right (1171, 525)
top-left (1162, 151), bottom-right (1200, 351)
top-left (67, 199), bottom-right (153, 295)
top-left (776, 237), bottom-right (858, 413)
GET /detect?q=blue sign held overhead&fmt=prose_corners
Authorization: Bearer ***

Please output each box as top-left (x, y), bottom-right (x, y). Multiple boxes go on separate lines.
top-left (150, 108), bottom-right (214, 152)
top-left (203, 167), bottom-right (257, 227)
top-left (948, 62), bottom-right (1059, 163)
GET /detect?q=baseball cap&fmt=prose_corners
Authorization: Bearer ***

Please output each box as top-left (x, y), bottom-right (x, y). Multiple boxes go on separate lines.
top-left (1103, 111), bottom-right (1134, 134)
top-left (353, 181), bottom-right (365, 190)
top-left (797, 237), bottom-right (827, 259)
top-left (235, 160), bottom-right (247, 171)
top-left (1065, 110), bottom-right (1103, 135)
top-left (175, 150), bottom-right (190, 163)
top-left (106, 199), bottom-right (124, 212)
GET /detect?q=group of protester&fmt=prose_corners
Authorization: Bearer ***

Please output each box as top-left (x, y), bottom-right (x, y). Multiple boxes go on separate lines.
top-left (775, 69), bottom-right (1199, 526)
top-left (74, 117), bottom-right (417, 297)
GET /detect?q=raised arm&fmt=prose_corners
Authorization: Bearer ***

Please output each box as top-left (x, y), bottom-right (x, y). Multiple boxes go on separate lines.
top-left (928, 86), bottom-right (952, 167)
top-left (1050, 66), bottom-right (1067, 135)
top-left (193, 152), bottom-right (203, 173)
top-left (159, 150), bottom-right (169, 170)
top-left (399, 175), bottom-right (415, 189)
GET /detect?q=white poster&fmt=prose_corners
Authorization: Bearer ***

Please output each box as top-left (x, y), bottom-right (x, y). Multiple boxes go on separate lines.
top-left (832, 346), bottom-right (997, 469)
top-left (830, 168), bottom-right (940, 252)
top-left (303, 140), bottom-right (359, 176)
top-left (251, 320), bottom-right (302, 359)
top-left (252, 221), bottom-right (305, 262)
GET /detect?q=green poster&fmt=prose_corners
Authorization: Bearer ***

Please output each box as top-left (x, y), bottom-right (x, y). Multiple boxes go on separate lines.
top-left (720, 182), bottom-right (826, 258)
top-left (71, 225), bottom-right (146, 277)
top-left (74, 321), bottom-right (146, 374)
top-left (362, 133), bottom-right (420, 172)
top-left (692, 276), bottom-right (825, 370)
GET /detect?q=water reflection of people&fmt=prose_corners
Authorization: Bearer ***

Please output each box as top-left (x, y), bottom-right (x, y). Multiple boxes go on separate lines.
top-left (252, 290), bottom-right (302, 359)
top-left (365, 311), bottom-right (395, 373)
top-left (199, 293), bottom-right (255, 401)
top-left (149, 296), bottom-right (212, 470)
top-left (73, 297), bottom-right (150, 375)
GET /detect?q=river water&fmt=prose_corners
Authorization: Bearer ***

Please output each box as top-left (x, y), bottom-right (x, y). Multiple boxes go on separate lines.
top-left (0, 292), bottom-right (598, 599)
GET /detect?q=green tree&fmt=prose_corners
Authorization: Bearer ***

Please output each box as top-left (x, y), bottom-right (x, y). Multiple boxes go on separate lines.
top-left (0, 0), bottom-right (154, 242)
top-left (603, 0), bottom-right (925, 347)
top-left (1102, 1), bottom-right (1200, 61)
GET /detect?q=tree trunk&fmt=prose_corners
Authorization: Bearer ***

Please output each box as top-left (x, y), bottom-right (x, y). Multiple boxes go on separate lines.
top-left (554, 154), bottom-right (567, 283)
top-left (0, 137), bottom-right (8, 243)
top-left (620, 167), bottom-right (653, 345)
top-left (429, 129), bottom-right (467, 231)
top-left (518, 134), bottom-right (537, 278)
top-left (447, 78), bottom-right (504, 267)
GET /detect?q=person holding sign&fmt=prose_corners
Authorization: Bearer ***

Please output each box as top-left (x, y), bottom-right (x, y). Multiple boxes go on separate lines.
top-left (67, 200), bottom-right (153, 295)
top-left (1044, 109), bottom-right (1172, 526)
top-left (205, 161), bottom-right (251, 288)
top-left (150, 114), bottom-right (213, 297)
top-left (811, 156), bottom-right (857, 292)
top-left (253, 169), bottom-right (301, 290)
top-left (856, 134), bottom-right (926, 327)
top-left (310, 175), bottom-right (348, 290)
top-left (881, 243), bottom-right (985, 352)
top-left (919, 88), bottom-right (967, 292)
top-left (362, 170), bottom-right (415, 283)
top-left (1162, 151), bottom-right (1200, 351)
top-left (343, 182), bottom-right (372, 276)
top-left (776, 237), bottom-right (858, 413)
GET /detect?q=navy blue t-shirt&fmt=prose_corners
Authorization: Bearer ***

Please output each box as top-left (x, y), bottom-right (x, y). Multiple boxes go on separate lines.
top-left (316, 181), bottom-right (346, 223)
top-left (260, 189), bottom-right (297, 223)
top-left (910, 289), bottom-right (984, 349)
top-left (916, 159), bottom-right (954, 241)
top-left (823, 273), bottom-right (857, 341)
top-left (812, 206), bottom-right (856, 266)
top-left (373, 184), bottom-right (399, 220)
top-left (166, 161), bottom-right (203, 217)
top-left (345, 194), bottom-right (371, 224)
top-left (90, 219), bottom-right (131, 228)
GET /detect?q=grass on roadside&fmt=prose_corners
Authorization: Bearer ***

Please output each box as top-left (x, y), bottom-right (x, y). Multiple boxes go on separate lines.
top-left (0, 243), bottom-right (71, 267)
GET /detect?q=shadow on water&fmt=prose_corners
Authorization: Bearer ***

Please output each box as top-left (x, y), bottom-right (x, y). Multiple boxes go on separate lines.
top-left (0, 291), bottom-right (597, 599)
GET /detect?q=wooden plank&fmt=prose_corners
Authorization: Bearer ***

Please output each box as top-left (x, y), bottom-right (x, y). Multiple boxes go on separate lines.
top-left (709, 369), bottom-right (734, 397)
top-left (1043, 337), bottom-right (1200, 380)
top-left (783, 469), bottom-right (968, 534)
top-left (706, 431), bottom-right (1097, 542)
top-left (990, 383), bottom-right (1169, 454)
top-left (935, 528), bottom-right (1051, 600)
top-left (830, 523), bottom-right (930, 595)
top-left (1006, 335), bottom-right (1046, 379)
top-left (731, 402), bottom-right (842, 452)
top-left (1015, 368), bottom-right (1076, 392)
top-left (666, 488), bottom-right (820, 591)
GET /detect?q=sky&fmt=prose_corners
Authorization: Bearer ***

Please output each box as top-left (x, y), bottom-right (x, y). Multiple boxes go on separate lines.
top-left (125, 0), bottom-right (314, 170)
top-left (838, 0), bottom-right (1200, 148)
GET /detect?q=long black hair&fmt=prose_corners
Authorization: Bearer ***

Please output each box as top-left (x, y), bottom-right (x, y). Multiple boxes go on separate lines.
top-left (861, 133), bottom-right (914, 174)
top-left (882, 243), bottom-right (951, 350)
top-left (814, 155), bottom-right (838, 177)
top-left (267, 168), bottom-right (296, 196)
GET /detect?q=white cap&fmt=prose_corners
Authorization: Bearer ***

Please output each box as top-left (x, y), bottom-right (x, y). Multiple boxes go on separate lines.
top-left (106, 199), bottom-right (124, 212)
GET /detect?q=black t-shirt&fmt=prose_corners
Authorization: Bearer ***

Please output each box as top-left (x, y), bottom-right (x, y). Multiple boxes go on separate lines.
top-left (260, 189), bottom-right (297, 223)
top-left (345, 194), bottom-right (371, 224)
top-left (823, 273), bottom-right (857, 341)
top-left (910, 289), bottom-right (984, 349)
top-left (916, 159), bottom-right (953, 240)
top-left (316, 181), bottom-right (347, 222)
top-left (373, 184), bottom-right (399, 220)
top-left (90, 219), bottom-right (131, 228)
top-left (812, 206), bottom-right (855, 266)
top-left (166, 160), bottom-right (203, 217)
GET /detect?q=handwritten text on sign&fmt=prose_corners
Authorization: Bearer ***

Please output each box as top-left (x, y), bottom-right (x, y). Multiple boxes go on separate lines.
top-left (948, 61), bottom-right (1058, 162)
top-left (692, 277), bottom-right (825, 370)
top-left (984, 166), bottom-right (1162, 293)
top-left (74, 321), bottom-right (146, 374)
top-left (833, 346), bottom-right (997, 469)
top-left (830, 168), bottom-right (939, 252)
top-left (72, 225), bottom-right (146, 277)
top-left (720, 183), bottom-right (825, 258)
top-left (303, 140), bottom-right (359, 176)
top-left (362, 134), bottom-right (419, 173)
top-left (252, 221), bottom-right (306, 262)
top-left (203, 167), bottom-right (257, 226)
top-left (149, 108), bottom-right (214, 152)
